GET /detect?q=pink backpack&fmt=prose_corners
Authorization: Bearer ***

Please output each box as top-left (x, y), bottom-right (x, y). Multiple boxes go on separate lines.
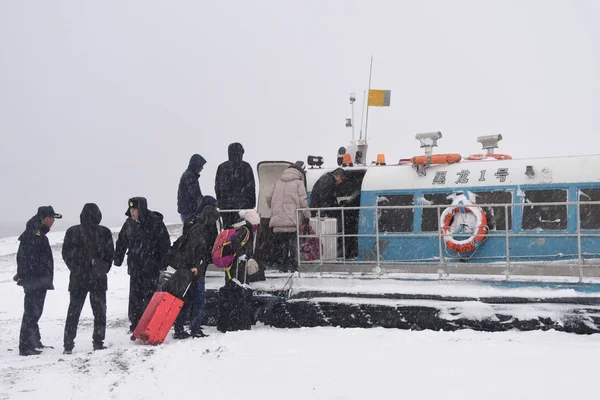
top-left (211, 226), bottom-right (250, 268)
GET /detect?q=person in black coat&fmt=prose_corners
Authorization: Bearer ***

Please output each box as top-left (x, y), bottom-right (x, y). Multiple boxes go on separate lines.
top-left (308, 168), bottom-right (345, 216)
top-left (215, 143), bottom-right (256, 228)
top-left (114, 197), bottom-right (171, 333)
top-left (178, 154), bottom-right (207, 223)
top-left (173, 198), bottom-right (221, 339)
top-left (61, 203), bottom-right (114, 354)
top-left (16, 205), bottom-right (62, 356)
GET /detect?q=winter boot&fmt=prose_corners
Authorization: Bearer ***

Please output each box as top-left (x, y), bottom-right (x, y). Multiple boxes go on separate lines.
top-left (173, 330), bottom-right (191, 339)
top-left (93, 343), bottom-right (107, 351)
top-left (20, 348), bottom-right (42, 356)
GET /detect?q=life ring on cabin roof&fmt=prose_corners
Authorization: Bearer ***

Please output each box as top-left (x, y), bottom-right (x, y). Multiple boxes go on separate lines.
top-left (411, 153), bottom-right (461, 165)
top-left (466, 153), bottom-right (512, 161)
top-left (440, 201), bottom-right (489, 254)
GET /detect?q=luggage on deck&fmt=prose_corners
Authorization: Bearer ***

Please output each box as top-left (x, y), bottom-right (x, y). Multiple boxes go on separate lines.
top-left (309, 217), bottom-right (337, 260)
top-left (299, 223), bottom-right (320, 261)
top-left (217, 259), bottom-right (253, 332)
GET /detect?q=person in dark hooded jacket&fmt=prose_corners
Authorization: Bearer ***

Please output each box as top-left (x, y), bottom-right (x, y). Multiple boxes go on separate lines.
top-left (178, 154), bottom-right (207, 223)
top-left (181, 195), bottom-right (220, 263)
top-left (215, 143), bottom-right (256, 228)
top-left (61, 203), bottom-right (114, 354)
top-left (114, 197), bottom-right (171, 333)
top-left (173, 197), bottom-right (221, 339)
top-left (16, 205), bottom-right (62, 356)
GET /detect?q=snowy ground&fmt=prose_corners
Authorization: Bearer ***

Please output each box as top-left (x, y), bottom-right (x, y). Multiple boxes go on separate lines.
top-left (1, 229), bottom-right (599, 399)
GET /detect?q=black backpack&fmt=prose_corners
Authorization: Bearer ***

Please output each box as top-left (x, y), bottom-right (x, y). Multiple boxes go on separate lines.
top-left (167, 232), bottom-right (188, 270)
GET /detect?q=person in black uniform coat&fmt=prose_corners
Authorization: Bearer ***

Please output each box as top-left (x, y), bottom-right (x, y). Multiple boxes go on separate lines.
top-left (15, 205), bottom-right (62, 356)
top-left (61, 203), bottom-right (114, 354)
top-left (113, 197), bottom-right (170, 333)
top-left (215, 143), bottom-right (256, 228)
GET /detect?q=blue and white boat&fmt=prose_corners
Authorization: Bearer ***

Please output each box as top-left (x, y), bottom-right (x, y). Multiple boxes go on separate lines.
top-left (257, 132), bottom-right (600, 278)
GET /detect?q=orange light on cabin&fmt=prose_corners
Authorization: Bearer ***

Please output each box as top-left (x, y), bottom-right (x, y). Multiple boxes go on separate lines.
top-left (376, 154), bottom-right (386, 165)
top-left (342, 153), bottom-right (353, 166)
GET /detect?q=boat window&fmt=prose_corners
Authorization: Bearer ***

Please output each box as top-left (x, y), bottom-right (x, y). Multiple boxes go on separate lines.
top-left (377, 195), bottom-right (414, 232)
top-left (522, 189), bottom-right (567, 231)
top-left (421, 193), bottom-right (452, 232)
top-left (472, 191), bottom-right (513, 231)
top-left (579, 188), bottom-right (600, 230)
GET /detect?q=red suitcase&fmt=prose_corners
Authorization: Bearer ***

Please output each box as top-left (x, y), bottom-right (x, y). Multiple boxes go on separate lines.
top-left (132, 292), bottom-right (184, 345)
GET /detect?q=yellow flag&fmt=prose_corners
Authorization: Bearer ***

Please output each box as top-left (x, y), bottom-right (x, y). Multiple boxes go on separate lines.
top-left (368, 89), bottom-right (391, 107)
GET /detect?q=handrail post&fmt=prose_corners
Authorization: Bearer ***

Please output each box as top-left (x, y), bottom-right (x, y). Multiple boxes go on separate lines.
top-left (375, 205), bottom-right (381, 267)
top-left (317, 209), bottom-right (323, 267)
top-left (504, 204), bottom-right (511, 280)
top-left (436, 205), bottom-right (445, 268)
top-left (296, 210), bottom-right (302, 269)
top-left (341, 207), bottom-right (346, 264)
top-left (577, 200), bottom-right (583, 283)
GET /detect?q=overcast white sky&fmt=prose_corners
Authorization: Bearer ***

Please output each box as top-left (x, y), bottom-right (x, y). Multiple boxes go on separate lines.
top-left (1, 0), bottom-right (599, 236)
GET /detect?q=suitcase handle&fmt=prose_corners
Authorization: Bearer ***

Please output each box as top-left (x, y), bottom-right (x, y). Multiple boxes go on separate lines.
top-left (236, 258), bottom-right (248, 284)
top-left (182, 282), bottom-right (192, 298)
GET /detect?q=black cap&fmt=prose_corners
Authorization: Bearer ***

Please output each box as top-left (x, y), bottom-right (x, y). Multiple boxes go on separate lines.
top-left (332, 168), bottom-right (345, 177)
top-left (128, 198), bottom-right (140, 209)
top-left (37, 206), bottom-right (62, 219)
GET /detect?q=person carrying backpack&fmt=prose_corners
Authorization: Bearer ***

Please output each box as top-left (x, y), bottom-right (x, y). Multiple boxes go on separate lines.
top-left (212, 209), bottom-right (260, 283)
top-left (215, 209), bottom-right (260, 332)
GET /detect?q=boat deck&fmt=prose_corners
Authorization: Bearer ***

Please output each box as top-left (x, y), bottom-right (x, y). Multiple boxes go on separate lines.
top-left (202, 271), bottom-right (600, 334)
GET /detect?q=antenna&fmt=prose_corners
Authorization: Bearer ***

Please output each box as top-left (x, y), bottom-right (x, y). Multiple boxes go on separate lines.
top-left (358, 90), bottom-right (366, 140)
top-left (349, 92), bottom-right (356, 142)
top-left (364, 55), bottom-right (374, 142)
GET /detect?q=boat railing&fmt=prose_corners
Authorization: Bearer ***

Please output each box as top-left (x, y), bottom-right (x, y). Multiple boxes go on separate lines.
top-left (295, 201), bottom-right (600, 280)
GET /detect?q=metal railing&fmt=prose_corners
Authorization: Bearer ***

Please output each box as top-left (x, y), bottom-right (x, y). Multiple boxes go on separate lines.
top-left (293, 200), bottom-right (600, 280)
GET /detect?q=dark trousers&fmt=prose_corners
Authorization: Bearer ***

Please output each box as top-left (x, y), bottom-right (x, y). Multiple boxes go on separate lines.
top-left (274, 232), bottom-right (298, 272)
top-left (63, 290), bottom-right (107, 350)
top-left (174, 282), bottom-right (206, 334)
top-left (19, 289), bottom-right (47, 352)
top-left (128, 275), bottom-right (158, 332)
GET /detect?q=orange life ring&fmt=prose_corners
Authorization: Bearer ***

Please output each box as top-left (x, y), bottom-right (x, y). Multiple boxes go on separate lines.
top-left (440, 203), bottom-right (488, 253)
top-left (466, 153), bottom-right (512, 161)
top-left (411, 153), bottom-right (462, 165)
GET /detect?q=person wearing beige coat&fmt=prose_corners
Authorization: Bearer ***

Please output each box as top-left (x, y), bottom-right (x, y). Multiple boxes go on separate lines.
top-left (266, 166), bottom-right (311, 272)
